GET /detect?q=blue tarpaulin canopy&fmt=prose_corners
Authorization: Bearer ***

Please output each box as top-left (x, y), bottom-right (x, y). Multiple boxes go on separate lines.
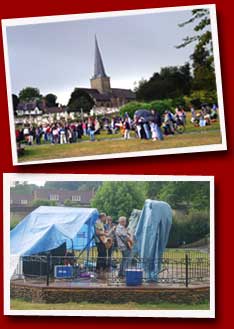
top-left (10, 206), bottom-right (99, 256)
top-left (134, 199), bottom-right (172, 282)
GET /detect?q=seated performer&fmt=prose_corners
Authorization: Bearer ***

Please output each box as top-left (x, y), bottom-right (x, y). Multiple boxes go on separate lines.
top-left (95, 213), bottom-right (108, 277)
top-left (115, 216), bottom-right (133, 278)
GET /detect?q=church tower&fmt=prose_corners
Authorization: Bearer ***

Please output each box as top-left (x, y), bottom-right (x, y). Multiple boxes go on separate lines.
top-left (90, 36), bottom-right (111, 94)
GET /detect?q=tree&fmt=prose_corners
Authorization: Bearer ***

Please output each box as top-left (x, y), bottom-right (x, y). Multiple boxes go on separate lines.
top-left (68, 89), bottom-right (95, 113)
top-left (45, 93), bottom-right (58, 107)
top-left (44, 181), bottom-right (102, 191)
top-left (191, 45), bottom-right (216, 91)
top-left (10, 182), bottom-right (38, 195)
top-left (176, 9), bottom-right (212, 55)
top-left (144, 182), bottom-right (166, 199)
top-left (91, 182), bottom-right (146, 221)
top-left (18, 87), bottom-right (42, 101)
top-left (12, 94), bottom-right (19, 115)
top-left (158, 182), bottom-right (210, 211)
top-left (32, 199), bottom-right (56, 207)
top-left (176, 9), bottom-right (216, 94)
top-left (135, 63), bottom-right (192, 101)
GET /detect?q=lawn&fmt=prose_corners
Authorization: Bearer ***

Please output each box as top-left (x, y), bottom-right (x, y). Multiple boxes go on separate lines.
top-left (19, 129), bottom-right (222, 163)
top-left (11, 298), bottom-right (209, 310)
top-left (18, 113), bottom-right (222, 163)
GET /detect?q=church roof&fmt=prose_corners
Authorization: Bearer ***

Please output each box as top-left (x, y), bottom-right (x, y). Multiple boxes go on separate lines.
top-left (76, 87), bottom-right (135, 101)
top-left (93, 36), bottom-right (108, 79)
top-left (111, 88), bottom-right (136, 100)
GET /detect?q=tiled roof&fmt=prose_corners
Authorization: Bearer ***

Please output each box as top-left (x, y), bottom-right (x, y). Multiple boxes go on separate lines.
top-left (77, 88), bottom-right (135, 101)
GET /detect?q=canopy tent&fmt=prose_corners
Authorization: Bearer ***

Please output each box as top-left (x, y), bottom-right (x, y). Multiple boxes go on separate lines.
top-left (10, 206), bottom-right (99, 257)
top-left (134, 199), bottom-right (172, 282)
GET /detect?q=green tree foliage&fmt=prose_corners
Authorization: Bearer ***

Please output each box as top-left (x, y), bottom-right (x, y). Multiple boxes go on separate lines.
top-left (167, 210), bottom-right (210, 247)
top-left (44, 181), bottom-right (102, 191)
top-left (68, 89), bottom-right (95, 113)
top-left (91, 182), bottom-right (146, 221)
top-left (135, 63), bottom-right (192, 101)
top-left (18, 87), bottom-right (42, 101)
top-left (191, 45), bottom-right (216, 91)
top-left (144, 182), bottom-right (166, 199)
top-left (176, 9), bottom-right (216, 96)
top-left (45, 93), bottom-right (58, 108)
top-left (10, 182), bottom-right (38, 195)
top-left (158, 182), bottom-right (210, 211)
top-left (176, 9), bottom-right (212, 53)
top-left (32, 199), bottom-right (56, 206)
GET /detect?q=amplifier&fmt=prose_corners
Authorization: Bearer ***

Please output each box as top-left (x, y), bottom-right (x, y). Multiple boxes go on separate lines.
top-left (54, 265), bottom-right (73, 278)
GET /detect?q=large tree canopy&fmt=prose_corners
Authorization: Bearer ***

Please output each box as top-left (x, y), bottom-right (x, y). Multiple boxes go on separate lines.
top-left (135, 63), bottom-right (192, 101)
top-left (176, 9), bottom-right (216, 94)
top-left (18, 87), bottom-right (42, 102)
top-left (91, 182), bottom-right (146, 221)
top-left (45, 93), bottom-right (58, 108)
top-left (68, 89), bottom-right (95, 113)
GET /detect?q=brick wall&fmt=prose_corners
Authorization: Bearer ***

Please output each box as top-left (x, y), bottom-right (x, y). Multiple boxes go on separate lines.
top-left (11, 282), bottom-right (209, 305)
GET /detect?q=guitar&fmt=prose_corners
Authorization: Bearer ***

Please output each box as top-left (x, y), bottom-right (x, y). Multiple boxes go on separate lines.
top-left (126, 233), bottom-right (133, 250)
top-left (99, 225), bottom-right (116, 249)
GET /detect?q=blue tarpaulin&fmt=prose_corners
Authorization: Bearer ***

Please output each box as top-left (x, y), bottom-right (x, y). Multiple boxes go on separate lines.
top-left (10, 206), bottom-right (99, 256)
top-left (134, 199), bottom-right (172, 282)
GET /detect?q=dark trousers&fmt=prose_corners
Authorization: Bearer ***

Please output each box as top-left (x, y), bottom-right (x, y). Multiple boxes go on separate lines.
top-left (96, 242), bottom-right (107, 272)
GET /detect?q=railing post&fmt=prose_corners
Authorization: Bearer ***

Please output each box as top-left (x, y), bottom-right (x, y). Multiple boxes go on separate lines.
top-left (185, 254), bottom-right (189, 287)
top-left (46, 254), bottom-right (50, 286)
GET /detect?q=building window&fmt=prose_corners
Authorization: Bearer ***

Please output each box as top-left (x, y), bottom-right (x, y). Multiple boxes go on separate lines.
top-left (71, 195), bottom-right (81, 202)
top-left (20, 200), bottom-right (28, 205)
top-left (50, 194), bottom-right (59, 201)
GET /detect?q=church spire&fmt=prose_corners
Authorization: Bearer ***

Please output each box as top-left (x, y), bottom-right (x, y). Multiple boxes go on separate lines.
top-left (93, 35), bottom-right (107, 78)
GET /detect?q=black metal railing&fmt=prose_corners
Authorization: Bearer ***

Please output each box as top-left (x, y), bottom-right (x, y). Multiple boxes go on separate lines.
top-left (11, 249), bottom-right (209, 287)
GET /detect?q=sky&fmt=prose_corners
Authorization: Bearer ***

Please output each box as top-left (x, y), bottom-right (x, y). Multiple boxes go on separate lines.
top-left (6, 9), bottom-right (209, 105)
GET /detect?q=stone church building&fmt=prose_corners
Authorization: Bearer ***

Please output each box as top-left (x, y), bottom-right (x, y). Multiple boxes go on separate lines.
top-left (76, 36), bottom-right (136, 109)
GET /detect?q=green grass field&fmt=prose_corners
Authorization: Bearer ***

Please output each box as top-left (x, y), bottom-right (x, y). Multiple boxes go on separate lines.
top-left (18, 114), bottom-right (222, 163)
top-left (19, 130), bottom-right (221, 162)
top-left (11, 298), bottom-right (209, 310)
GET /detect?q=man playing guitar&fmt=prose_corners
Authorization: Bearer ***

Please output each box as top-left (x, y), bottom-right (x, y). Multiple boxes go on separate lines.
top-left (115, 216), bottom-right (133, 278)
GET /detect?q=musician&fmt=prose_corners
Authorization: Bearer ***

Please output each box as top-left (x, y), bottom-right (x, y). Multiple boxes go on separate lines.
top-left (104, 216), bottom-right (116, 269)
top-left (115, 216), bottom-right (132, 278)
top-left (95, 213), bottom-right (108, 276)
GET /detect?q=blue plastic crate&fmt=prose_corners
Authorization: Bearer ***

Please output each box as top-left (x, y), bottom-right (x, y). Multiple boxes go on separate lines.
top-left (126, 269), bottom-right (143, 286)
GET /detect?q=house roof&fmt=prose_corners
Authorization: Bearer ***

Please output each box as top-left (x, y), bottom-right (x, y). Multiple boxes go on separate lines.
top-left (17, 100), bottom-right (44, 112)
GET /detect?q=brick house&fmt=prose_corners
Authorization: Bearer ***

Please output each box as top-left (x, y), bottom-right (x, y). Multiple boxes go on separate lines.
top-left (11, 189), bottom-right (95, 208)
top-left (33, 189), bottom-right (95, 206)
top-left (10, 193), bottom-right (34, 207)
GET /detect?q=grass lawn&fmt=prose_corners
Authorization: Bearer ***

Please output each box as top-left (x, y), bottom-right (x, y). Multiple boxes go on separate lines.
top-left (19, 129), bottom-right (222, 163)
top-left (11, 298), bottom-right (209, 310)
top-left (18, 112), bottom-right (222, 163)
